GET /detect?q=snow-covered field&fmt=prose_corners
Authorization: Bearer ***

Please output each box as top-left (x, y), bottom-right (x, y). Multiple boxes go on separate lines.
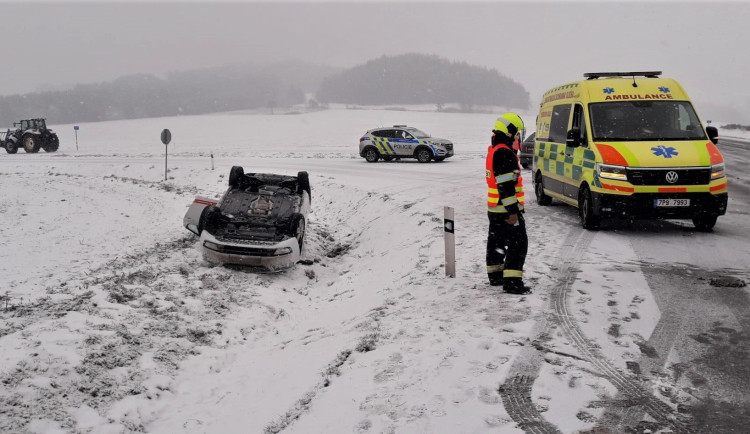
top-left (1, 106), bottom-right (747, 434)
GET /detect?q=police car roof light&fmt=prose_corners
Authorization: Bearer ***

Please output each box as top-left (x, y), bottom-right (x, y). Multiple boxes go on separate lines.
top-left (393, 125), bottom-right (407, 127)
top-left (584, 71), bottom-right (662, 80)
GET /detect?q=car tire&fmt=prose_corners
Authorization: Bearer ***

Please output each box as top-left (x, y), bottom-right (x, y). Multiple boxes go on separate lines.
top-left (382, 155), bottom-right (394, 162)
top-left (416, 147), bottom-right (432, 163)
top-left (534, 171), bottom-right (552, 206)
top-left (23, 135), bottom-right (40, 153)
top-left (288, 213), bottom-right (306, 250)
top-left (5, 141), bottom-right (17, 154)
top-left (229, 166), bottom-right (244, 188)
top-left (297, 171), bottom-right (311, 201)
top-left (692, 215), bottom-right (717, 232)
top-left (201, 205), bottom-right (222, 232)
top-left (364, 147), bottom-right (380, 163)
top-left (578, 186), bottom-right (600, 230)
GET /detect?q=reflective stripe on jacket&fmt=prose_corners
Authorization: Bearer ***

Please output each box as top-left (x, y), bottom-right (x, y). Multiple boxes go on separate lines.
top-left (486, 143), bottom-right (524, 213)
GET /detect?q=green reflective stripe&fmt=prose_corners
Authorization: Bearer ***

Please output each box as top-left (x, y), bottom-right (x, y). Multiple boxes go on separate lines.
top-left (556, 161), bottom-right (565, 176)
top-left (582, 160), bottom-right (596, 169)
top-left (487, 264), bottom-right (504, 273)
top-left (573, 165), bottom-right (582, 180)
top-left (564, 155), bottom-right (574, 164)
top-left (503, 269), bottom-right (523, 278)
top-left (488, 205), bottom-right (508, 213)
top-left (583, 149), bottom-right (596, 160)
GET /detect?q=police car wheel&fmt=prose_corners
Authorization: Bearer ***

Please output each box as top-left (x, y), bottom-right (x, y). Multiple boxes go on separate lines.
top-left (433, 157), bottom-right (445, 162)
top-left (382, 155), bottom-right (394, 162)
top-left (416, 148), bottom-right (432, 163)
top-left (535, 172), bottom-right (552, 206)
top-left (364, 147), bottom-right (380, 163)
top-left (579, 187), bottom-right (600, 230)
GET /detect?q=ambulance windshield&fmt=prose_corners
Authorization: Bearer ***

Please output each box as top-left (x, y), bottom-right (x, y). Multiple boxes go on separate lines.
top-left (590, 101), bottom-right (707, 141)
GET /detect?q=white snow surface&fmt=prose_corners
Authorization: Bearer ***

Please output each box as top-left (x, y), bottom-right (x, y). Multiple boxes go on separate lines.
top-left (0, 106), bottom-right (746, 434)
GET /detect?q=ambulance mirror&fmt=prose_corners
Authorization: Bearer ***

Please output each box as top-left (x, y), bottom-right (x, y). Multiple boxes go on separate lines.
top-left (566, 128), bottom-right (582, 148)
top-left (706, 126), bottom-right (719, 145)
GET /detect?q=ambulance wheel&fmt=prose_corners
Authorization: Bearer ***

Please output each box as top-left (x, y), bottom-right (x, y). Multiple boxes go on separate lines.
top-left (363, 147), bottom-right (380, 163)
top-left (535, 172), bottom-right (552, 206)
top-left (692, 215), bottom-right (717, 232)
top-left (578, 186), bottom-right (600, 230)
top-left (415, 147), bottom-right (432, 163)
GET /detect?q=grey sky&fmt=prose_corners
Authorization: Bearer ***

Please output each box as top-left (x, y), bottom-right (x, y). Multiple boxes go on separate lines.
top-left (3, 1), bottom-right (749, 122)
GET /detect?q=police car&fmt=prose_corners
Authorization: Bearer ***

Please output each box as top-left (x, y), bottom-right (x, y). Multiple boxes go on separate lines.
top-left (359, 125), bottom-right (454, 163)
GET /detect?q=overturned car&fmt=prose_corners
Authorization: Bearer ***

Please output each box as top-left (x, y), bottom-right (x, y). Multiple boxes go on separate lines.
top-left (183, 166), bottom-right (311, 270)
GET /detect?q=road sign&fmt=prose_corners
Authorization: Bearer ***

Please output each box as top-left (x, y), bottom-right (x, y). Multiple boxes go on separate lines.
top-left (74, 126), bottom-right (79, 131)
top-left (161, 129), bottom-right (171, 145)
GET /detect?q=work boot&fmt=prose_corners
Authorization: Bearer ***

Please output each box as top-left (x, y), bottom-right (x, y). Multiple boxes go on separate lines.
top-left (503, 278), bottom-right (532, 294)
top-left (488, 274), bottom-right (503, 287)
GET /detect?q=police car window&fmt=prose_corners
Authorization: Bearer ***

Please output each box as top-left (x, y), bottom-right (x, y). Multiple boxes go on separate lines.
top-left (407, 128), bottom-right (429, 138)
top-left (548, 104), bottom-right (572, 143)
top-left (372, 130), bottom-right (387, 138)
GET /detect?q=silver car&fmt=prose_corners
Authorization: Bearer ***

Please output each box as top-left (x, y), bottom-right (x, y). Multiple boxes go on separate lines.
top-left (359, 125), bottom-right (454, 163)
top-left (183, 166), bottom-right (311, 270)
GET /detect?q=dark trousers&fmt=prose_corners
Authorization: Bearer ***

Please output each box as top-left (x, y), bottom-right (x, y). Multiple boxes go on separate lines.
top-left (486, 212), bottom-right (528, 283)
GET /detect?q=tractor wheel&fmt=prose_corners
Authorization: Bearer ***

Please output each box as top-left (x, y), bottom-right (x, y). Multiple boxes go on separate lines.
top-left (23, 135), bottom-right (40, 153)
top-left (44, 135), bottom-right (60, 152)
top-left (5, 141), bottom-right (18, 154)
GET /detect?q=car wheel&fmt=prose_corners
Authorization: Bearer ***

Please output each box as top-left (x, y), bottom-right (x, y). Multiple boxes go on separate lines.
top-left (416, 147), bottom-right (432, 163)
top-left (289, 214), bottom-right (306, 250)
top-left (578, 186), bottom-right (600, 230)
top-left (23, 135), bottom-right (40, 153)
top-left (382, 155), bottom-right (394, 162)
top-left (229, 166), bottom-right (244, 188)
top-left (364, 147), bottom-right (380, 163)
top-left (534, 171), bottom-right (552, 206)
top-left (201, 206), bottom-right (222, 232)
top-left (5, 141), bottom-right (17, 154)
top-left (297, 171), bottom-right (311, 201)
top-left (692, 215), bottom-right (717, 232)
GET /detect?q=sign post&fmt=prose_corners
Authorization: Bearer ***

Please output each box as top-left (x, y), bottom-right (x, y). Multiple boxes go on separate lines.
top-left (444, 206), bottom-right (455, 278)
top-left (161, 129), bottom-right (171, 181)
top-left (73, 126), bottom-right (79, 151)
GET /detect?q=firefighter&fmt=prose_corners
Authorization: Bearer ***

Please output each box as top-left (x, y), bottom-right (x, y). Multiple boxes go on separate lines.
top-left (486, 113), bottom-right (530, 294)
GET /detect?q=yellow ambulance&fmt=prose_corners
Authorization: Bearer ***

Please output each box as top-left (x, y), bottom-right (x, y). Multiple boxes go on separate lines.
top-left (532, 71), bottom-right (727, 231)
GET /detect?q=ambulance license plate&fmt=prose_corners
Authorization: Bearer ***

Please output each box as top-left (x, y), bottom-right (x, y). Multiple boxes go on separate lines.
top-left (654, 198), bottom-right (690, 207)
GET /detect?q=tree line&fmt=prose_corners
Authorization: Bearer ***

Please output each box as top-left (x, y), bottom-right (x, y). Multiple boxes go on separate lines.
top-left (0, 54), bottom-right (529, 126)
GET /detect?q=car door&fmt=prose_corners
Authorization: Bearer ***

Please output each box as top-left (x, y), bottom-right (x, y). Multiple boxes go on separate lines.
top-left (540, 103), bottom-right (572, 196)
top-left (391, 129), bottom-right (415, 156)
top-left (563, 104), bottom-right (589, 200)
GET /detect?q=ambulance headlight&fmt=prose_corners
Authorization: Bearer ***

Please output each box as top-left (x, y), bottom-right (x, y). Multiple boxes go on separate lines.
top-left (710, 163), bottom-right (725, 180)
top-left (597, 163), bottom-right (628, 181)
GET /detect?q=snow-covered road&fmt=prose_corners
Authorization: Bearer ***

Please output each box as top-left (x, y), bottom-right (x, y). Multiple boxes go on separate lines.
top-left (1, 108), bottom-right (749, 433)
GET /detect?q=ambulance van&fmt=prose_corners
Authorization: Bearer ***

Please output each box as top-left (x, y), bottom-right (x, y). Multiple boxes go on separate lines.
top-left (532, 71), bottom-right (727, 230)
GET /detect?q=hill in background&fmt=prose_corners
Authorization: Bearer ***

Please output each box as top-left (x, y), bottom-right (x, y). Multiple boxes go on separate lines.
top-left (0, 54), bottom-right (529, 125)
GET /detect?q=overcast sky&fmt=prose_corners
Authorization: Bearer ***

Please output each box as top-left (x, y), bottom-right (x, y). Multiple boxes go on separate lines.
top-left (3, 1), bottom-right (749, 122)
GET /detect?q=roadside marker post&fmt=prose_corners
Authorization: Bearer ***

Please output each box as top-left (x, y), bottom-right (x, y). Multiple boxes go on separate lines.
top-left (161, 129), bottom-right (171, 181)
top-left (444, 206), bottom-right (456, 278)
top-left (73, 125), bottom-right (79, 151)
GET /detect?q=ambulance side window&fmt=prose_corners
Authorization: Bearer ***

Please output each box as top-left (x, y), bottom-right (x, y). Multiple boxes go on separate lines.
top-left (548, 104), bottom-right (572, 143)
top-left (571, 104), bottom-right (588, 146)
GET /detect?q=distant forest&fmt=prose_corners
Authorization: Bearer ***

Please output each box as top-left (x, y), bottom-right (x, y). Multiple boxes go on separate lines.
top-left (318, 54), bottom-right (529, 110)
top-left (0, 54), bottom-right (530, 126)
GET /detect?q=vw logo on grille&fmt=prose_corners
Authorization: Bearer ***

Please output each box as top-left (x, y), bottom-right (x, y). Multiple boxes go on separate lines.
top-left (665, 171), bottom-right (679, 184)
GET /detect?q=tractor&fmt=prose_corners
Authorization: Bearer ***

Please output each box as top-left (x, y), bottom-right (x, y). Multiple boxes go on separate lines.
top-left (1, 118), bottom-right (60, 154)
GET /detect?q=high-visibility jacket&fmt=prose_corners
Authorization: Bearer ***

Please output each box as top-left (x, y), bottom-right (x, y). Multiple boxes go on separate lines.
top-left (486, 142), bottom-right (524, 213)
